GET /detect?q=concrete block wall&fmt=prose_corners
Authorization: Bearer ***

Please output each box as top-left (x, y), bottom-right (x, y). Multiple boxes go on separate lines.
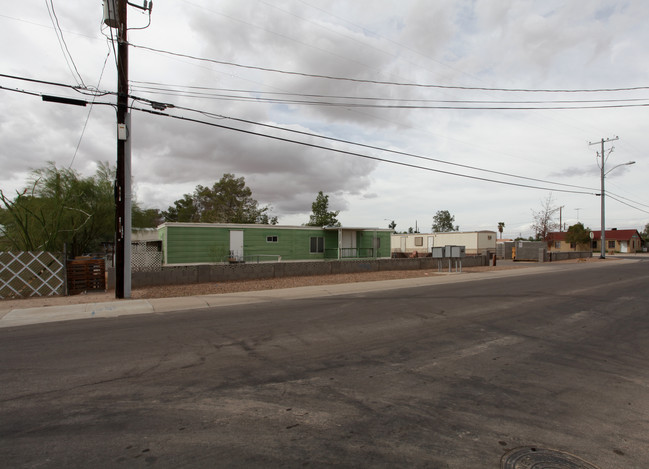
top-left (548, 251), bottom-right (592, 262)
top-left (108, 255), bottom-right (488, 289)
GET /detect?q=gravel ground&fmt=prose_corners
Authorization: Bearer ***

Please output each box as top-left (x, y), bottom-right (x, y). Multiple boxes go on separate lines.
top-left (0, 257), bottom-right (611, 312)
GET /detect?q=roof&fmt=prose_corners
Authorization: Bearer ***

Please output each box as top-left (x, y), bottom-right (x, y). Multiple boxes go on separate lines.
top-left (591, 229), bottom-right (641, 241)
top-left (158, 222), bottom-right (391, 232)
top-left (547, 229), bottom-right (642, 242)
top-left (391, 230), bottom-right (497, 236)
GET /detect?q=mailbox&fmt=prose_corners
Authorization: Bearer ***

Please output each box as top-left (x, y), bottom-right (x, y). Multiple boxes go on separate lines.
top-left (431, 246), bottom-right (445, 258)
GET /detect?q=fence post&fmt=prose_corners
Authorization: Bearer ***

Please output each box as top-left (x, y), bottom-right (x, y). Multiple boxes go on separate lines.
top-left (63, 243), bottom-right (69, 296)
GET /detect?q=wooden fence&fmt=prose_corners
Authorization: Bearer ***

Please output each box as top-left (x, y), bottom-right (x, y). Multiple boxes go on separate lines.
top-left (0, 251), bottom-right (65, 299)
top-left (66, 258), bottom-right (106, 295)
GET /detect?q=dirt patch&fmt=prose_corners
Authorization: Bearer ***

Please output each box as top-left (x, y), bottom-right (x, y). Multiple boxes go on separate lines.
top-left (0, 256), bottom-right (614, 312)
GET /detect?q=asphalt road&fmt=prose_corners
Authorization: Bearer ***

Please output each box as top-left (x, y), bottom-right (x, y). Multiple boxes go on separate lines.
top-left (1, 260), bottom-right (648, 468)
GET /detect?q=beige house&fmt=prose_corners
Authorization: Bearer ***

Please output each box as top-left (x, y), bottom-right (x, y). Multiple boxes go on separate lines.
top-left (391, 231), bottom-right (497, 256)
top-left (546, 232), bottom-right (590, 253)
top-left (547, 229), bottom-right (644, 254)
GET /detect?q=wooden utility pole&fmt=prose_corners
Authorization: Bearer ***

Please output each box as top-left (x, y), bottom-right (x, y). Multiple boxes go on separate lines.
top-left (115, 0), bottom-right (131, 298)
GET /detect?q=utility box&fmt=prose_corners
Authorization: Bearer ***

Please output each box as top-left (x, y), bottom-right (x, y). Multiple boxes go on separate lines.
top-left (444, 245), bottom-right (466, 258)
top-left (431, 246), bottom-right (445, 258)
top-left (450, 245), bottom-right (465, 258)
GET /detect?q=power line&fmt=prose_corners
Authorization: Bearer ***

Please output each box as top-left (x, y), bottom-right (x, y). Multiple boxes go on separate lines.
top-left (128, 41), bottom-right (649, 94)
top-left (0, 74), bottom-right (605, 192)
top-left (128, 80), bottom-right (649, 105)
top-left (129, 104), bottom-right (596, 196)
top-left (44, 0), bottom-right (86, 87)
top-left (132, 96), bottom-right (597, 192)
top-left (606, 194), bottom-right (649, 215)
top-left (7, 77), bottom-right (648, 210)
top-left (69, 50), bottom-right (111, 168)
top-left (0, 73), bottom-right (110, 96)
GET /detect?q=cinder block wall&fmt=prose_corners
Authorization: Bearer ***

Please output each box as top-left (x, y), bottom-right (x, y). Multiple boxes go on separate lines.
top-left (107, 256), bottom-right (488, 289)
top-left (549, 251), bottom-right (592, 261)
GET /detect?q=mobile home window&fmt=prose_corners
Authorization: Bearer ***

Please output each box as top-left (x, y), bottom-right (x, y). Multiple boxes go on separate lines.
top-left (266, 235), bottom-right (278, 243)
top-left (414, 236), bottom-right (423, 246)
top-left (310, 237), bottom-right (324, 253)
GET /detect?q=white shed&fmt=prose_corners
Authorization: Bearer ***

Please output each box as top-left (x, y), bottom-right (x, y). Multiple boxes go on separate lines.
top-left (391, 231), bottom-right (497, 256)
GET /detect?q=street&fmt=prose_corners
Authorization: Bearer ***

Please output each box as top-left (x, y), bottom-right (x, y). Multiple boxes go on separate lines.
top-left (1, 260), bottom-right (648, 468)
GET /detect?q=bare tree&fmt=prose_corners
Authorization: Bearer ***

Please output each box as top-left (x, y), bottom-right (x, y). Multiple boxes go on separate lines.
top-left (531, 194), bottom-right (560, 241)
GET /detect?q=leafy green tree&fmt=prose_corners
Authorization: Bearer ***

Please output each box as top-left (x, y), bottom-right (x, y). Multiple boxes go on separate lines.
top-left (565, 222), bottom-right (591, 248)
top-left (432, 210), bottom-right (458, 232)
top-left (132, 206), bottom-right (163, 228)
top-left (388, 220), bottom-right (397, 232)
top-left (162, 194), bottom-right (198, 223)
top-left (162, 173), bottom-right (275, 224)
top-left (306, 191), bottom-right (340, 227)
top-left (0, 162), bottom-right (115, 256)
top-left (642, 222), bottom-right (649, 242)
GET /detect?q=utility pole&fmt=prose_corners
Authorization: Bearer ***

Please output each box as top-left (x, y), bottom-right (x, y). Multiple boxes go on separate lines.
top-left (104, 1), bottom-right (151, 297)
top-left (105, 0), bottom-right (131, 298)
top-left (589, 136), bottom-right (618, 259)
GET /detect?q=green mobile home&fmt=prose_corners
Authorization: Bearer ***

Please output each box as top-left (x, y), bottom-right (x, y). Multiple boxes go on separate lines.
top-left (158, 223), bottom-right (392, 265)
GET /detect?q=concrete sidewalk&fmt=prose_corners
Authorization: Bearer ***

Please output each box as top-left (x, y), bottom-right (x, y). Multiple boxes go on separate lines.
top-left (2, 259), bottom-right (636, 329)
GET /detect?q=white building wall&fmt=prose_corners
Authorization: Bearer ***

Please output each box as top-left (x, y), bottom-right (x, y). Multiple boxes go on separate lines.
top-left (391, 231), bottom-right (496, 255)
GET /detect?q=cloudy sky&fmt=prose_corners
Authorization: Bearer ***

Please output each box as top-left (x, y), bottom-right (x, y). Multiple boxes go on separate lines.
top-left (2, 0), bottom-right (648, 238)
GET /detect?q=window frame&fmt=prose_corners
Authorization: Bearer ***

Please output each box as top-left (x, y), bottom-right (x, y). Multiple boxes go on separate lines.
top-left (310, 236), bottom-right (324, 253)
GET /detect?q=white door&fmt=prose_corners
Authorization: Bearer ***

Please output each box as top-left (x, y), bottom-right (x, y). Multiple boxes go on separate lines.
top-left (427, 236), bottom-right (435, 252)
top-left (230, 230), bottom-right (244, 260)
top-left (400, 237), bottom-right (406, 253)
top-left (620, 241), bottom-right (628, 253)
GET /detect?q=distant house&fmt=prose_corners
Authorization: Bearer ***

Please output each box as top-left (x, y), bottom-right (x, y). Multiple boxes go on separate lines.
top-left (591, 229), bottom-right (644, 254)
top-left (546, 232), bottom-right (590, 253)
top-left (391, 231), bottom-right (497, 256)
top-left (157, 223), bottom-right (392, 265)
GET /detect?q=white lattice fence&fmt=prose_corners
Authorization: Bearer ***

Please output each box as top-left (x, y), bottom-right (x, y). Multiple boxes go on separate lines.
top-left (132, 242), bottom-right (163, 272)
top-left (0, 251), bottom-right (65, 299)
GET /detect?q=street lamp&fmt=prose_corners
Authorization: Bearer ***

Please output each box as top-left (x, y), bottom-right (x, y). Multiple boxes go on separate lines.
top-left (599, 157), bottom-right (635, 259)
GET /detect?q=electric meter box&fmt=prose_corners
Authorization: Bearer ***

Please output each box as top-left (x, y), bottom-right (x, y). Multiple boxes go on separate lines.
top-left (444, 245), bottom-right (466, 258)
top-left (431, 247), bottom-right (445, 258)
top-left (450, 245), bottom-right (466, 258)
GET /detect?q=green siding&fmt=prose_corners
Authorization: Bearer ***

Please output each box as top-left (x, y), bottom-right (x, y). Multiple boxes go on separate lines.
top-left (160, 224), bottom-right (392, 265)
top-left (242, 228), bottom-right (328, 261)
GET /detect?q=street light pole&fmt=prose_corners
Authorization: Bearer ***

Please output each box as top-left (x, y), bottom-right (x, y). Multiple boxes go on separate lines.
top-left (599, 139), bottom-right (606, 259)
top-left (591, 137), bottom-right (635, 259)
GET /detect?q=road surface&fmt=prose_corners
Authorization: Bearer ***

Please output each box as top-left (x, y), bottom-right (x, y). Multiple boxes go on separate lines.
top-left (1, 260), bottom-right (648, 467)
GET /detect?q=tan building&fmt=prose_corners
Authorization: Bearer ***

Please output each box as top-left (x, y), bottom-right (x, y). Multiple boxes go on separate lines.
top-left (391, 231), bottom-right (497, 256)
top-left (547, 229), bottom-right (644, 254)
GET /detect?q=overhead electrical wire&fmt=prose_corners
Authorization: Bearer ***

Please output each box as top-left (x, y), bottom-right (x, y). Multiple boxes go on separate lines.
top-left (0, 83), bottom-right (599, 196)
top-left (128, 41), bottom-right (649, 94)
top-left (129, 80), bottom-right (649, 106)
top-left (606, 194), bottom-right (649, 215)
top-left (0, 73), bottom-right (618, 194)
top-left (68, 49), bottom-right (112, 168)
top-left (130, 94), bottom-right (599, 193)
top-left (127, 103), bottom-right (596, 196)
top-left (44, 0), bottom-right (86, 88)
top-left (4, 75), bottom-right (647, 214)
